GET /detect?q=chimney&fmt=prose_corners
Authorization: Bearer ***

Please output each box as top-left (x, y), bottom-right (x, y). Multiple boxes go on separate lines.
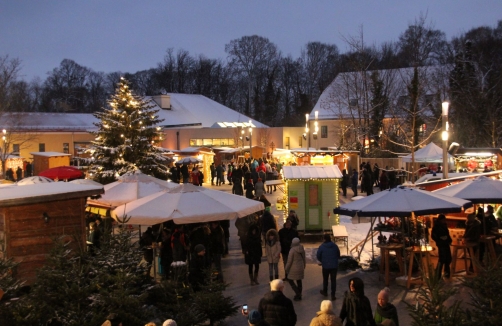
top-left (152, 95), bottom-right (171, 110)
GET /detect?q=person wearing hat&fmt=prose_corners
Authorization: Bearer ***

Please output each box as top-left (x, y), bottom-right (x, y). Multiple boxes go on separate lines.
top-left (309, 300), bottom-right (342, 326)
top-left (431, 214), bottom-right (452, 278)
top-left (255, 178), bottom-right (265, 198)
top-left (279, 220), bottom-right (299, 280)
top-left (245, 309), bottom-right (270, 326)
top-left (285, 237), bottom-right (306, 301)
top-left (287, 210), bottom-right (299, 230)
top-left (261, 206), bottom-right (277, 241)
top-left (189, 244), bottom-right (210, 291)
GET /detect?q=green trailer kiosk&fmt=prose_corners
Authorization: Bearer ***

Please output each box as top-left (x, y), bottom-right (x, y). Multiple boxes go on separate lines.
top-left (282, 165), bottom-right (342, 234)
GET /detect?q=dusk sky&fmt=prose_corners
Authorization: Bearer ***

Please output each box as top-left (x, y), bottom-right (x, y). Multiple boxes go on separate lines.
top-left (1, 1), bottom-right (501, 81)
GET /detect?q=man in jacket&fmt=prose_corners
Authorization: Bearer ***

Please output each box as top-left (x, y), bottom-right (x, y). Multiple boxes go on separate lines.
top-left (317, 234), bottom-right (341, 301)
top-left (258, 279), bottom-right (297, 326)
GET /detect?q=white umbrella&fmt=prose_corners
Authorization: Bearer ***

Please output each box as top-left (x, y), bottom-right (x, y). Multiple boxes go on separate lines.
top-left (17, 176), bottom-right (54, 185)
top-left (333, 186), bottom-right (472, 217)
top-left (433, 176), bottom-right (502, 204)
top-left (87, 171), bottom-right (178, 207)
top-left (69, 179), bottom-right (103, 186)
top-left (112, 183), bottom-right (264, 225)
top-left (176, 157), bottom-right (202, 164)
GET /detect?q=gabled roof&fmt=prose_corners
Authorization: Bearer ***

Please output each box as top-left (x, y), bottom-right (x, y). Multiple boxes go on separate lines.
top-left (1, 94), bottom-right (267, 132)
top-left (283, 165), bottom-right (342, 180)
top-left (310, 66), bottom-right (447, 120)
top-left (156, 94), bottom-right (267, 129)
top-left (0, 112), bottom-right (98, 132)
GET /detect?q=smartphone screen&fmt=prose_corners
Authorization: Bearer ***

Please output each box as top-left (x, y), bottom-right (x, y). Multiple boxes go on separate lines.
top-left (243, 304), bottom-right (248, 313)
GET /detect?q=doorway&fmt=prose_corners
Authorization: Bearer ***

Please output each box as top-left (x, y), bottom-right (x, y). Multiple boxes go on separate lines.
top-left (305, 182), bottom-right (322, 230)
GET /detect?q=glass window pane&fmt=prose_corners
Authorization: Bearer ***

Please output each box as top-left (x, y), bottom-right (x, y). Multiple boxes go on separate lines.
top-left (309, 184), bottom-right (318, 205)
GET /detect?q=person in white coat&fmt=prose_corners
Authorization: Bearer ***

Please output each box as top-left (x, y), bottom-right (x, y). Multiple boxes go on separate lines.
top-left (285, 237), bottom-right (306, 301)
top-left (265, 229), bottom-right (281, 281)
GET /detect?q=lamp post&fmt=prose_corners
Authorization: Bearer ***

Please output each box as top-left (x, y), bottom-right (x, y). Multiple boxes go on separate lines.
top-left (442, 101), bottom-right (449, 179)
top-left (305, 113), bottom-right (310, 149)
top-left (313, 110), bottom-right (319, 150)
top-left (248, 120), bottom-right (253, 160)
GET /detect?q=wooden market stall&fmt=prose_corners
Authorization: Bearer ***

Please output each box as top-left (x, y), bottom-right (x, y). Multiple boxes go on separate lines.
top-left (0, 182), bottom-right (103, 284)
top-left (30, 151), bottom-right (71, 176)
top-left (281, 165), bottom-right (342, 235)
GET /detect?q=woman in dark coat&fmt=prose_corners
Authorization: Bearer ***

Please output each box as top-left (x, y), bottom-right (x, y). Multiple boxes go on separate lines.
top-left (431, 214), bottom-right (452, 278)
top-left (245, 179), bottom-right (255, 199)
top-left (340, 277), bottom-right (376, 326)
top-left (244, 223), bottom-right (262, 286)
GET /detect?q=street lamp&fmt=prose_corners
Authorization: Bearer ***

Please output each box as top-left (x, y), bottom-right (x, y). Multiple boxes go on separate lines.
top-left (305, 113), bottom-right (310, 149)
top-left (313, 111), bottom-right (319, 149)
top-left (248, 120), bottom-right (253, 160)
top-left (442, 101), bottom-right (449, 179)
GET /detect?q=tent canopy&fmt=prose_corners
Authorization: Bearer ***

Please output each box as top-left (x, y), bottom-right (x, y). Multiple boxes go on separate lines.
top-left (112, 183), bottom-right (264, 225)
top-left (333, 186), bottom-right (472, 217)
top-left (433, 176), bottom-right (502, 204)
top-left (401, 142), bottom-right (453, 163)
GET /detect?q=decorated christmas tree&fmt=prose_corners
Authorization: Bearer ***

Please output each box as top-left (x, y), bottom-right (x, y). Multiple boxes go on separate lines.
top-left (91, 77), bottom-right (168, 184)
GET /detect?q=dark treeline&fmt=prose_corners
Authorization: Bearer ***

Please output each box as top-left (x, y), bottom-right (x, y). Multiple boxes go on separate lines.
top-left (1, 17), bottom-right (502, 138)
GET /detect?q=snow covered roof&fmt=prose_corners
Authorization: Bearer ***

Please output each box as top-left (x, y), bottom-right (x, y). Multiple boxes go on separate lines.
top-left (0, 183), bottom-right (104, 207)
top-left (30, 151), bottom-right (72, 157)
top-left (0, 112), bottom-right (98, 132)
top-left (154, 94), bottom-right (267, 129)
top-left (283, 165), bottom-right (343, 180)
top-left (310, 66), bottom-right (447, 120)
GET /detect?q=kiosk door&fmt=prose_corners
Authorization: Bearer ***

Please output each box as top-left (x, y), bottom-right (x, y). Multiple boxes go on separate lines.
top-left (305, 182), bottom-right (322, 230)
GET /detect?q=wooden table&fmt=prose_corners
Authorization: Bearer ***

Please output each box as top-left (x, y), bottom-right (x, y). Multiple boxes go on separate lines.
top-left (376, 243), bottom-right (404, 287)
top-left (451, 241), bottom-right (478, 277)
top-left (406, 246), bottom-right (433, 289)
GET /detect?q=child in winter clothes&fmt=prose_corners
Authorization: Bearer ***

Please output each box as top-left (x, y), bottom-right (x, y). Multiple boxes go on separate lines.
top-left (265, 229), bottom-right (281, 281)
top-left (374, 287), bottom-right (399, 326)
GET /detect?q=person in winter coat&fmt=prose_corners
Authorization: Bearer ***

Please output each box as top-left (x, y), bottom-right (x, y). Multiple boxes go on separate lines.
top-left (339, 277), bottom-right (376, 326)
top-left (258, 279), bottom-right (297, 326)
top-left (463, 210), bottom-right (481, 272)
top-left (265, 229), bottom-right (281, 281)
top-left (261, 207), bottom-right (277, 238)
top-left (317, 234), bottom-right (341, 300)
top-left (235, 214), bottom-right (259, 253)
top-left (286, 210), bottom-right (299, 230)
top-left (171, 227), bottom-right (188, 262)
top-left (379, 170), bottom-right (388, 191)
top-left (216, 163), bottom-right (224, 186)
top-left (362, 167), bottom-right (373, 195)
top-left (209, 221), bottom-right (225, 281)
top-left (351, 169), bottom-right (359, 197)
top-left (255, 178), bottom-right (265, 198)
top-left (245, 179), bottom-right (255, 199)
top-left (244, 223), bottom-right (263, 285)
top-left (285, 237), bottom-right (306, 301)
top-left (278, 221), bottom-right (298, 279)
top-left (310, 300), bottom-right (343, 326)
top-left (340, 169), bottom-right (349, 197)
top-left (431, 214), bottom-right (452, 278)
top-left (191, 167), bottom-right (200, 186)
top-left (189, 244), bottom-right (210, 291)
top-left (373, 287), bottom-right (399, 326)
top-left (160, 228), bottom-right (173, 279)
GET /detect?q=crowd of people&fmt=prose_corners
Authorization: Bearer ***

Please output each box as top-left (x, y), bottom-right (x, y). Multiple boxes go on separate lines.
top-left (240, 277), bottom-right (399, 326)
top-left (2, 161), bottom-right (33, 181)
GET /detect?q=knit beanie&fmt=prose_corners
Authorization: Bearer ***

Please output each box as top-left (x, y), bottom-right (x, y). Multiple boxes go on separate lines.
top-left (248, 310), bottom-right (262, 324)
top-left (194, 244), bottom-right (205, 253)
top-left (292, 237), bottom-right (300, 245)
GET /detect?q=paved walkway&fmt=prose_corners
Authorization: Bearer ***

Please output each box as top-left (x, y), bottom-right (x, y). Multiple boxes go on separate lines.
top-left (203, 182), bottom-right (420, 325)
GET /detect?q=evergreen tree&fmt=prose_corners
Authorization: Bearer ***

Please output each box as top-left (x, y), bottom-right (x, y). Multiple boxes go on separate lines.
top-left (406, 271), bottom-right (466, 326)
top-left (0, 257), bottom-right (26, 325)
top-left (91, 77), bottom-right (168, 184)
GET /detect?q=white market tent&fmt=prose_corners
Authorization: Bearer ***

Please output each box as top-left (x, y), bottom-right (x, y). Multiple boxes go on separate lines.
top-left (112, 183), bottom-right (264, 225)
top-left (401, 142), bottom-right (453, 163)
top-left (282, 164), bottom-right (343, 179)
top-left (86, 171), bottom-right (178, 208)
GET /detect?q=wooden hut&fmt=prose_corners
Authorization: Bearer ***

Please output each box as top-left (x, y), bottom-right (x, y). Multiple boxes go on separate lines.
top-left (0, 183), bottom-right (103, 283)
top-left (30, 151), bottom-right (71, 176)
top-left (282, 165), bottom-right (342, 234)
